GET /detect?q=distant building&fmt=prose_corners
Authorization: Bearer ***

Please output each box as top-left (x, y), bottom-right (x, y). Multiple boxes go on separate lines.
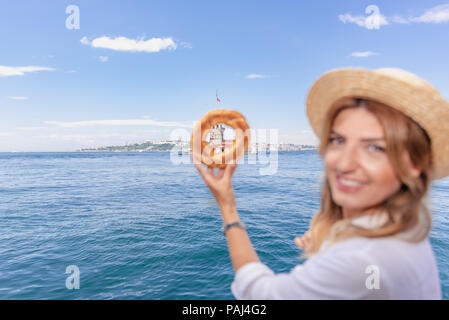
top-left (208, 124), bottom-right (233, 153)
top-left (208, 124), bottom-right (224, 153)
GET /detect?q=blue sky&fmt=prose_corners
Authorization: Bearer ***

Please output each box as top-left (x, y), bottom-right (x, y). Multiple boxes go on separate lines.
top-left (1, 0), bottom-right (449, 151)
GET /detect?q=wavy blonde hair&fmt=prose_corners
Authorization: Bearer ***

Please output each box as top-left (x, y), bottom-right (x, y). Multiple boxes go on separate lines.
top-left (305, 97), bottom-right (433, 257)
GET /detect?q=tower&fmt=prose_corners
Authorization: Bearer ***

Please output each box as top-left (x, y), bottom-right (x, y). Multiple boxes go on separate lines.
top-left (209, 124), bottom-right (225, 153)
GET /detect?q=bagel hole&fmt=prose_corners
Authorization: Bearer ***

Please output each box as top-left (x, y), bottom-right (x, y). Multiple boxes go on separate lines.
top-left (206, 123), bottom-right (235, 154)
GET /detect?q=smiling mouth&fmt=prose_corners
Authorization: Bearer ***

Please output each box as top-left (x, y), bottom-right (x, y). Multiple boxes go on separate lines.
top-left (336, 174), bottom-right (366, 191)
top-left (338, 177), bottom-right (363, 187)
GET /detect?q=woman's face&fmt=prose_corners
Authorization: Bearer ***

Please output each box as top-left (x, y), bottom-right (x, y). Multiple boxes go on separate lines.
top-left (324, 107), bottom-right (402, 217)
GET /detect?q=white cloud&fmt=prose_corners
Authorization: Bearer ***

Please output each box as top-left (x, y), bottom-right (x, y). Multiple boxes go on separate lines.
top-left (37, 130), bottom-right (173, 150)
top-left (8, 96), bottom-right (28, 100)
top-left (341, 4), bottom-right (449, 28)
top-left (44, 119), bottom-right (193, 128)
top-left (80, 36), bottom-right (90, 45)
top-left (409, 4), bottom-right (449, 23)
top-left (338, 14), bottom-right (367, 27)
top-left (0, 65), bottom-right (55, 77)
top-left (17, 126), bottom-right (49, 131)
top-left (351, 51), bottom-right (378, 58)
top-left (180, 41), bottom-right (193, 49)
top-left (4, 121), bottom-right (188, 151)
top-left (246, 74), bottom-right (270, 79)
top-left (391, 15), bottom-right (410, 24)
top-left (99, 56), bottom-right (109, 62)
top-left (338, 13), bottom-right (389, 29)
top-left (81, 36), bottom-right (177, 53)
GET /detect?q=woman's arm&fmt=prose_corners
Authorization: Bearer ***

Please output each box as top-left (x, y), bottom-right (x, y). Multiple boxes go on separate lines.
top-left (220, 204), bottom-right (260, 272)
top-left (193, 158), bottom-right (260, 272)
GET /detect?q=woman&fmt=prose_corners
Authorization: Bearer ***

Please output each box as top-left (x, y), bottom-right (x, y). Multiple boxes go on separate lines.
top-left (193, 68), bottom-right (449, 299)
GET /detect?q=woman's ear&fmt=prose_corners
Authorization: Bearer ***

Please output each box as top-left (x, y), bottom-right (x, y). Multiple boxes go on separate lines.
top-left (409, 165), bottom-right (421, 178)
top-left (403, 150), bottom-right (421, 178)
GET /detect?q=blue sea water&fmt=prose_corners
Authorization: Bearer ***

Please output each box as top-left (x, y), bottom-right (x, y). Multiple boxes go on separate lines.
top-left (0, 151), bottom-right (448, 299)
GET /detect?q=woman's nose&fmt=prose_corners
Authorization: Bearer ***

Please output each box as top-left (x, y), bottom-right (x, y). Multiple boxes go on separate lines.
top-left (336, 145), bottom-right (359, 172)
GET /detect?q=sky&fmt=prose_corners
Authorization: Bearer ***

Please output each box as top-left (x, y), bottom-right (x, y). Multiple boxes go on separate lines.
top-left (0, 0), bottom-right (449, 151)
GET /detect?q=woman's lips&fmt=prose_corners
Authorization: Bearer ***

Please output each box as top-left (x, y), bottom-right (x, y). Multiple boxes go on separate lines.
top-left (336, 175), bottom-right (365, 192)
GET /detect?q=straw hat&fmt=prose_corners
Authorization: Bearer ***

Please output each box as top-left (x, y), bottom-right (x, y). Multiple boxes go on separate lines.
top-left (306, 68), bottom-right (449, 180)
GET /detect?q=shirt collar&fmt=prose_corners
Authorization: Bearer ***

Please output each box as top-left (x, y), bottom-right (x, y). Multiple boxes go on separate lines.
top-left (318, 211), bottom-right (390, 252)
top-left (349, 211), bottom-right (390, 229)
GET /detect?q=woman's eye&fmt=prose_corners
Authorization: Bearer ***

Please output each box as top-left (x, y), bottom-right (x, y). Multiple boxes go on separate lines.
top-left (368, 144), bottom-right (385, 152)
top-left (329, 137), bottom-right (343, 144)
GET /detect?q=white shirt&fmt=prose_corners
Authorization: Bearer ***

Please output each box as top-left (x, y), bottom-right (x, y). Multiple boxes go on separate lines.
top-left (231, 213), bottom-right (442, 299)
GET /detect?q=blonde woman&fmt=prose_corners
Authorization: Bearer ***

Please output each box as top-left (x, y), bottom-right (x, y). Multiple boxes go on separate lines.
top-left (193, 68), bottom-right (449, 299)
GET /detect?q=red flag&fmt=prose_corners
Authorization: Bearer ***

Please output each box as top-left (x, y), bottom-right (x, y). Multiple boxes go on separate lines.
top-left (216, 93), bottom-right (221, 103)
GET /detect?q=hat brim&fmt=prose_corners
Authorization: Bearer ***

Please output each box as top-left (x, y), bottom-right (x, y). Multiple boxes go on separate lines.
top-left (306, 68), bottom-right (449, 180)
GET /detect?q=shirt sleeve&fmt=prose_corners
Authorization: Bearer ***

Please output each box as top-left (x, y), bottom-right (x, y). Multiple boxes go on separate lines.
top-left (231, 245), bottom-right (388, 300)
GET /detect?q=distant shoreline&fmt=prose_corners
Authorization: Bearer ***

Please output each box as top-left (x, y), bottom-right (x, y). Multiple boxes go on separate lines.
top-left (76, 141), bottom-right (318, 153)
top-left (1, 142), bottom-right (318, 153)
top-left (0, 149), bottom-right (319, 153)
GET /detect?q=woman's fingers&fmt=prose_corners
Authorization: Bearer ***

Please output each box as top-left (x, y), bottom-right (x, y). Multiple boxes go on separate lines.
top-left (201, 164), bottom-right (236, 181)
top-left (217, 168), bottom-right (226, 179)
top-left (193, 160), bottom-right (203, 175)
top-left (305, 231), bottom-right (311, 241)
top-left (295, 231), bottom-right (311, 250)
top-left (207, 167), bottom-right (214, 176)
top-left (193, 153), bottom-right (237, 188)
top-left (294, 236), bottom-right (305, 249)
top-left (224, 163), bottom-right (237, 179)
top-left (194, 161), bottom-right (211, 184)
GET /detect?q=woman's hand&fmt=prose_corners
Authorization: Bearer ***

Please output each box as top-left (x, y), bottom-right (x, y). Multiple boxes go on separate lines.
top-left (193, 156), bottom-right (238, 211)
top-left (294, 230), bottom-right (311, 251)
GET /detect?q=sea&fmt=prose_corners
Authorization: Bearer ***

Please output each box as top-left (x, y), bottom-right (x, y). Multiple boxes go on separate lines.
top-left (0, 151), bottom-right (448, 299)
